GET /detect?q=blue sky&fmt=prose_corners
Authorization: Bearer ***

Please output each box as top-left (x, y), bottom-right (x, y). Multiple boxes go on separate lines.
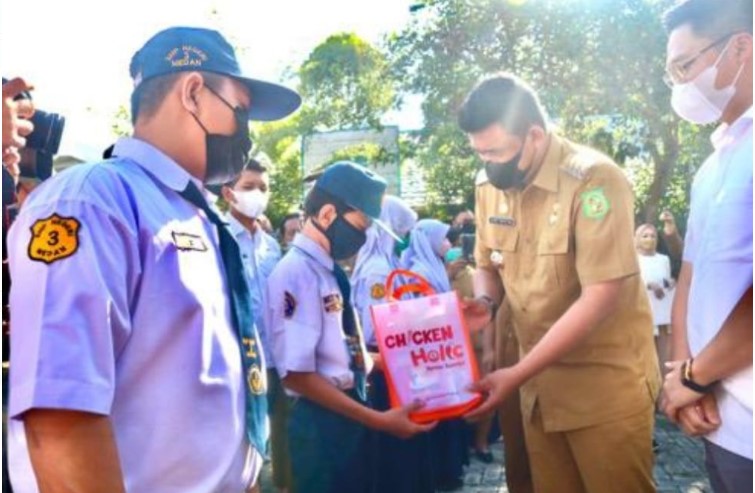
top-left (0, 0), bottom-right (424, 161)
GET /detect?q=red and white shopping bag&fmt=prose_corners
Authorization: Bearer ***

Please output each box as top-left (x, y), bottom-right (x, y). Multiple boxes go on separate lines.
top-left (371, 269), bottom-right (482, 423)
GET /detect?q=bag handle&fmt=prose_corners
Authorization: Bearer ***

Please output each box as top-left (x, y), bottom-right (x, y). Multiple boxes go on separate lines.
top-left (385, 269), bottom-right (436, 301)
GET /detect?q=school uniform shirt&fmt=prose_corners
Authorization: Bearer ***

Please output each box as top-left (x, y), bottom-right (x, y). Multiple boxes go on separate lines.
top-left (351, 260), bottom-right (391, 347)
top-left (474, 133), bottom-right (660, 432)
top-left (228, 214), bottom-right (281, 367)
top-left (7, 137), bottom-right (261, 493)
top-left (684, 107), bottom-right (753, 459)
top-left (266, 233), bottom-right (369, 396)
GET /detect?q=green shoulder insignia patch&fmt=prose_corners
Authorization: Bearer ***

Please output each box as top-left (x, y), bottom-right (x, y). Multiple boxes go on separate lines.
top-left (581, 188), bottom-right (610, 220)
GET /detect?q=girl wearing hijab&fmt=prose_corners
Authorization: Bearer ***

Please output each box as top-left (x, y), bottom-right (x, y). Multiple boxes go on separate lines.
top-left (401, 219), bottom-right (453, 293)
top-left (402, 218), bottom-right (469, 492)
top-left (351, 195), bottom-right (418, 348)
top-left (351, 196), bottom-right (436, 493)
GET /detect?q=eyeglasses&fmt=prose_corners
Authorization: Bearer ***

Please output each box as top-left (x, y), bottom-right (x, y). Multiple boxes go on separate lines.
top-left (663, 33), bottom-right (734, 87)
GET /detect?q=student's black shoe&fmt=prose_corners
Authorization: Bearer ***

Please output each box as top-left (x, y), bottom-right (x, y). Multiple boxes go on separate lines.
top-left (474, 449), bottom-right (494, 463)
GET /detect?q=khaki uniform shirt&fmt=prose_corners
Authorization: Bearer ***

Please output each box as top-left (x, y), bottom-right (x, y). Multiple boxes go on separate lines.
top-left (474, 134), bottom-right (660, 432)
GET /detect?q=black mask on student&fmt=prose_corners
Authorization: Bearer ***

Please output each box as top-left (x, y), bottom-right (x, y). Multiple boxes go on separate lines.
top-left (191, 86), bottom-right (252, 185)
top-left (313, 214), bottom-right (367, 260)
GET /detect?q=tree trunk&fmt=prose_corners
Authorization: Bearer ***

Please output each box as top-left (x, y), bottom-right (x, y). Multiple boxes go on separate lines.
top-left (642, 127), bottom-right (679, 224)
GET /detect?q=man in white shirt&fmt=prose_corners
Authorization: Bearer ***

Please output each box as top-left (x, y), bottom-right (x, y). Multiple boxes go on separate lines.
top-left (661, 1), bottom-right (753, 492)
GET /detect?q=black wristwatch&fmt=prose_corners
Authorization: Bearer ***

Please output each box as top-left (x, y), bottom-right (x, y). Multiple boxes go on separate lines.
top-left (478, 295), bottom-right (499, 318)
top-left (681, 358), bottom-right (717, 394)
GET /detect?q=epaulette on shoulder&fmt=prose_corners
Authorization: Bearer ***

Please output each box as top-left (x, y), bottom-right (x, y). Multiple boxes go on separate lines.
top-left (559, 148), bottom-right (605, 181)
top-left (475, 168), bottom-right (489, 186)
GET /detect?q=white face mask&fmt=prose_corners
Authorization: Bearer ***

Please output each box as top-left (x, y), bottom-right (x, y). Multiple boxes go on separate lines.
top-left (671, 39), bottom-right (745, 124)
top-left (231, 189), bottom-right (268, 219)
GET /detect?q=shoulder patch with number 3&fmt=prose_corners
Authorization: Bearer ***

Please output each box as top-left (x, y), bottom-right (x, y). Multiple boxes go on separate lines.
top-left (28, 213), bottom-right (81, 264)
top-left (581, 188), bottom-right (610, 220)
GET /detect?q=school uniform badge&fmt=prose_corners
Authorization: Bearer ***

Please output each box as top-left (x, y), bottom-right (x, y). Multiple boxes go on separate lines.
top-left (28, 213), bottom-right (81, 264)
top-left (247, 365), bottom-right (265, 395)
top-left (581, 188), bottom-right (610, 220)
top-left (346, 335), bottom-right (366, 371)
top-left (171, 231), bottom-right (208, 252)
top-left (323, 293), bottom-right (343, 313)
top-left (284, 291), bottom-right (296, 318)
top-left (370, 283), bottom-right (386, 300)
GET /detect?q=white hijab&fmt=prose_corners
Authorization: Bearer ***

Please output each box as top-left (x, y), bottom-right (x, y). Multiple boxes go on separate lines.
top-left (401, 218), bottom-right (451, 293)
top-left (351, 195), bottom-right (418, 295)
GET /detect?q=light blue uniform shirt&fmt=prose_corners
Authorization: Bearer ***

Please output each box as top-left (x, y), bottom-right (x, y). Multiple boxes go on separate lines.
top-left (228, 214), bottom-right (281, 367)
top-left (7, 137), bottom-right (260, 493)
top-left (351, 257), bottom-right (392, 346)
top-left (265, 234), bottom-right (357, 396)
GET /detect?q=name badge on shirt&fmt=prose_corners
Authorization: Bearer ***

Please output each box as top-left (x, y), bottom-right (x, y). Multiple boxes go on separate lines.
top-left (171, 231), bottom-right (208, 252)
top-left (489, 216), bottom-right (516, 227)
top-left (323, 293), bottom-right (344, 313)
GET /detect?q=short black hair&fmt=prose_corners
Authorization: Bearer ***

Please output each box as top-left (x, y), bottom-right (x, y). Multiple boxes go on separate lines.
top-left (223, 157), bottom-right (268, 188)
top-left (457, 73), bottom-right (548, 136)
top-left (663, 0), bottom-right (753, 37)
top-left (303, 186), bottom-right (352, 218)
top-left (279, 211), bottom-right (303, 234)
top-left (131, 71), bottom-right (227, 124)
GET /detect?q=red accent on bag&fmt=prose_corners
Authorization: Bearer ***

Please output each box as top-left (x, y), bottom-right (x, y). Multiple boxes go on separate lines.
top-left (372, 269), bottom-right (482, 423)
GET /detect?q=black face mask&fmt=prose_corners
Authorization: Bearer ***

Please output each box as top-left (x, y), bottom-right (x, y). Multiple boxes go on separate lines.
top-left (484, 134), bottom-right (532, 191)
top-left (460, 220), bottom-right (476, 235)
top-left (314, 213), bottom-right (368, 261)
top-left (485, 146), bottom-right (528, 191)
top-left (191, 87), bottom-right (252, 185)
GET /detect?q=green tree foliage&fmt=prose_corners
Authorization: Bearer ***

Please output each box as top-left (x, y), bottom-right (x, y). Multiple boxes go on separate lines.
top-left (298, 32), bottom-right (397, 133)
top-left (389, 0), bottom-right (711, 226)
top-left (253, 116), bottom-right (304, 228)
top-left (325, 142), bottom-right (392, 166)
top-left (111, 105), bottom-right (132, 137)
top-left (254, 32), bottom-right (400, 228)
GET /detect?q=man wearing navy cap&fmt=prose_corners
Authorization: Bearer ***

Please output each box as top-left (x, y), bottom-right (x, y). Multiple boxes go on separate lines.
top-left (7, 26), bottom-right (300, 493)
top-left (266, 161), bottom-right (435, 493)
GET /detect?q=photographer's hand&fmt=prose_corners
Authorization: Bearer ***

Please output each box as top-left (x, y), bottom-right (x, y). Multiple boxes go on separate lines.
top-left (2, 77), bottom-right (35, 166)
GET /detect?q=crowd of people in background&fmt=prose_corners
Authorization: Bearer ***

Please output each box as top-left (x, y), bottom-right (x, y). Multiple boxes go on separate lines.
top-left (0, 0), bottom-right (751, 493)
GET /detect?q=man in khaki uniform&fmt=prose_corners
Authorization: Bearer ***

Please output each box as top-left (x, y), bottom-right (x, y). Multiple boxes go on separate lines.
top-left (461, 73), bottom-right (660, 493)
top-left (493, 299), bottom-right (534, 493)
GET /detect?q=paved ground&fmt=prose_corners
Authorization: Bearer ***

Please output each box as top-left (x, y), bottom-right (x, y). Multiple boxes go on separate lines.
top-left (259, 415), bottom-right (711, 492)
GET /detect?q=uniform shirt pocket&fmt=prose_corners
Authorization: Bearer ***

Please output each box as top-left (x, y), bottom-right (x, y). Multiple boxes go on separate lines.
top-left (537, 227), bottom-right (571, 287)
top-left (487, 229), bottom-right (519, 282)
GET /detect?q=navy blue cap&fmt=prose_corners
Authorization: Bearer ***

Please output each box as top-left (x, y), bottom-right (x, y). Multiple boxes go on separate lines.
top-left (129, 27), bottom-right (301, 121)
top-left (315, 161), bottom-right (387, 219)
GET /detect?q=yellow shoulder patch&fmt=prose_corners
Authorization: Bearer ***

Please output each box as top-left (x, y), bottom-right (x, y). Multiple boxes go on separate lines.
top-left (370, 282), bottom-right (386, 300)
top-left (28, 213), bottom-right (81, 264)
